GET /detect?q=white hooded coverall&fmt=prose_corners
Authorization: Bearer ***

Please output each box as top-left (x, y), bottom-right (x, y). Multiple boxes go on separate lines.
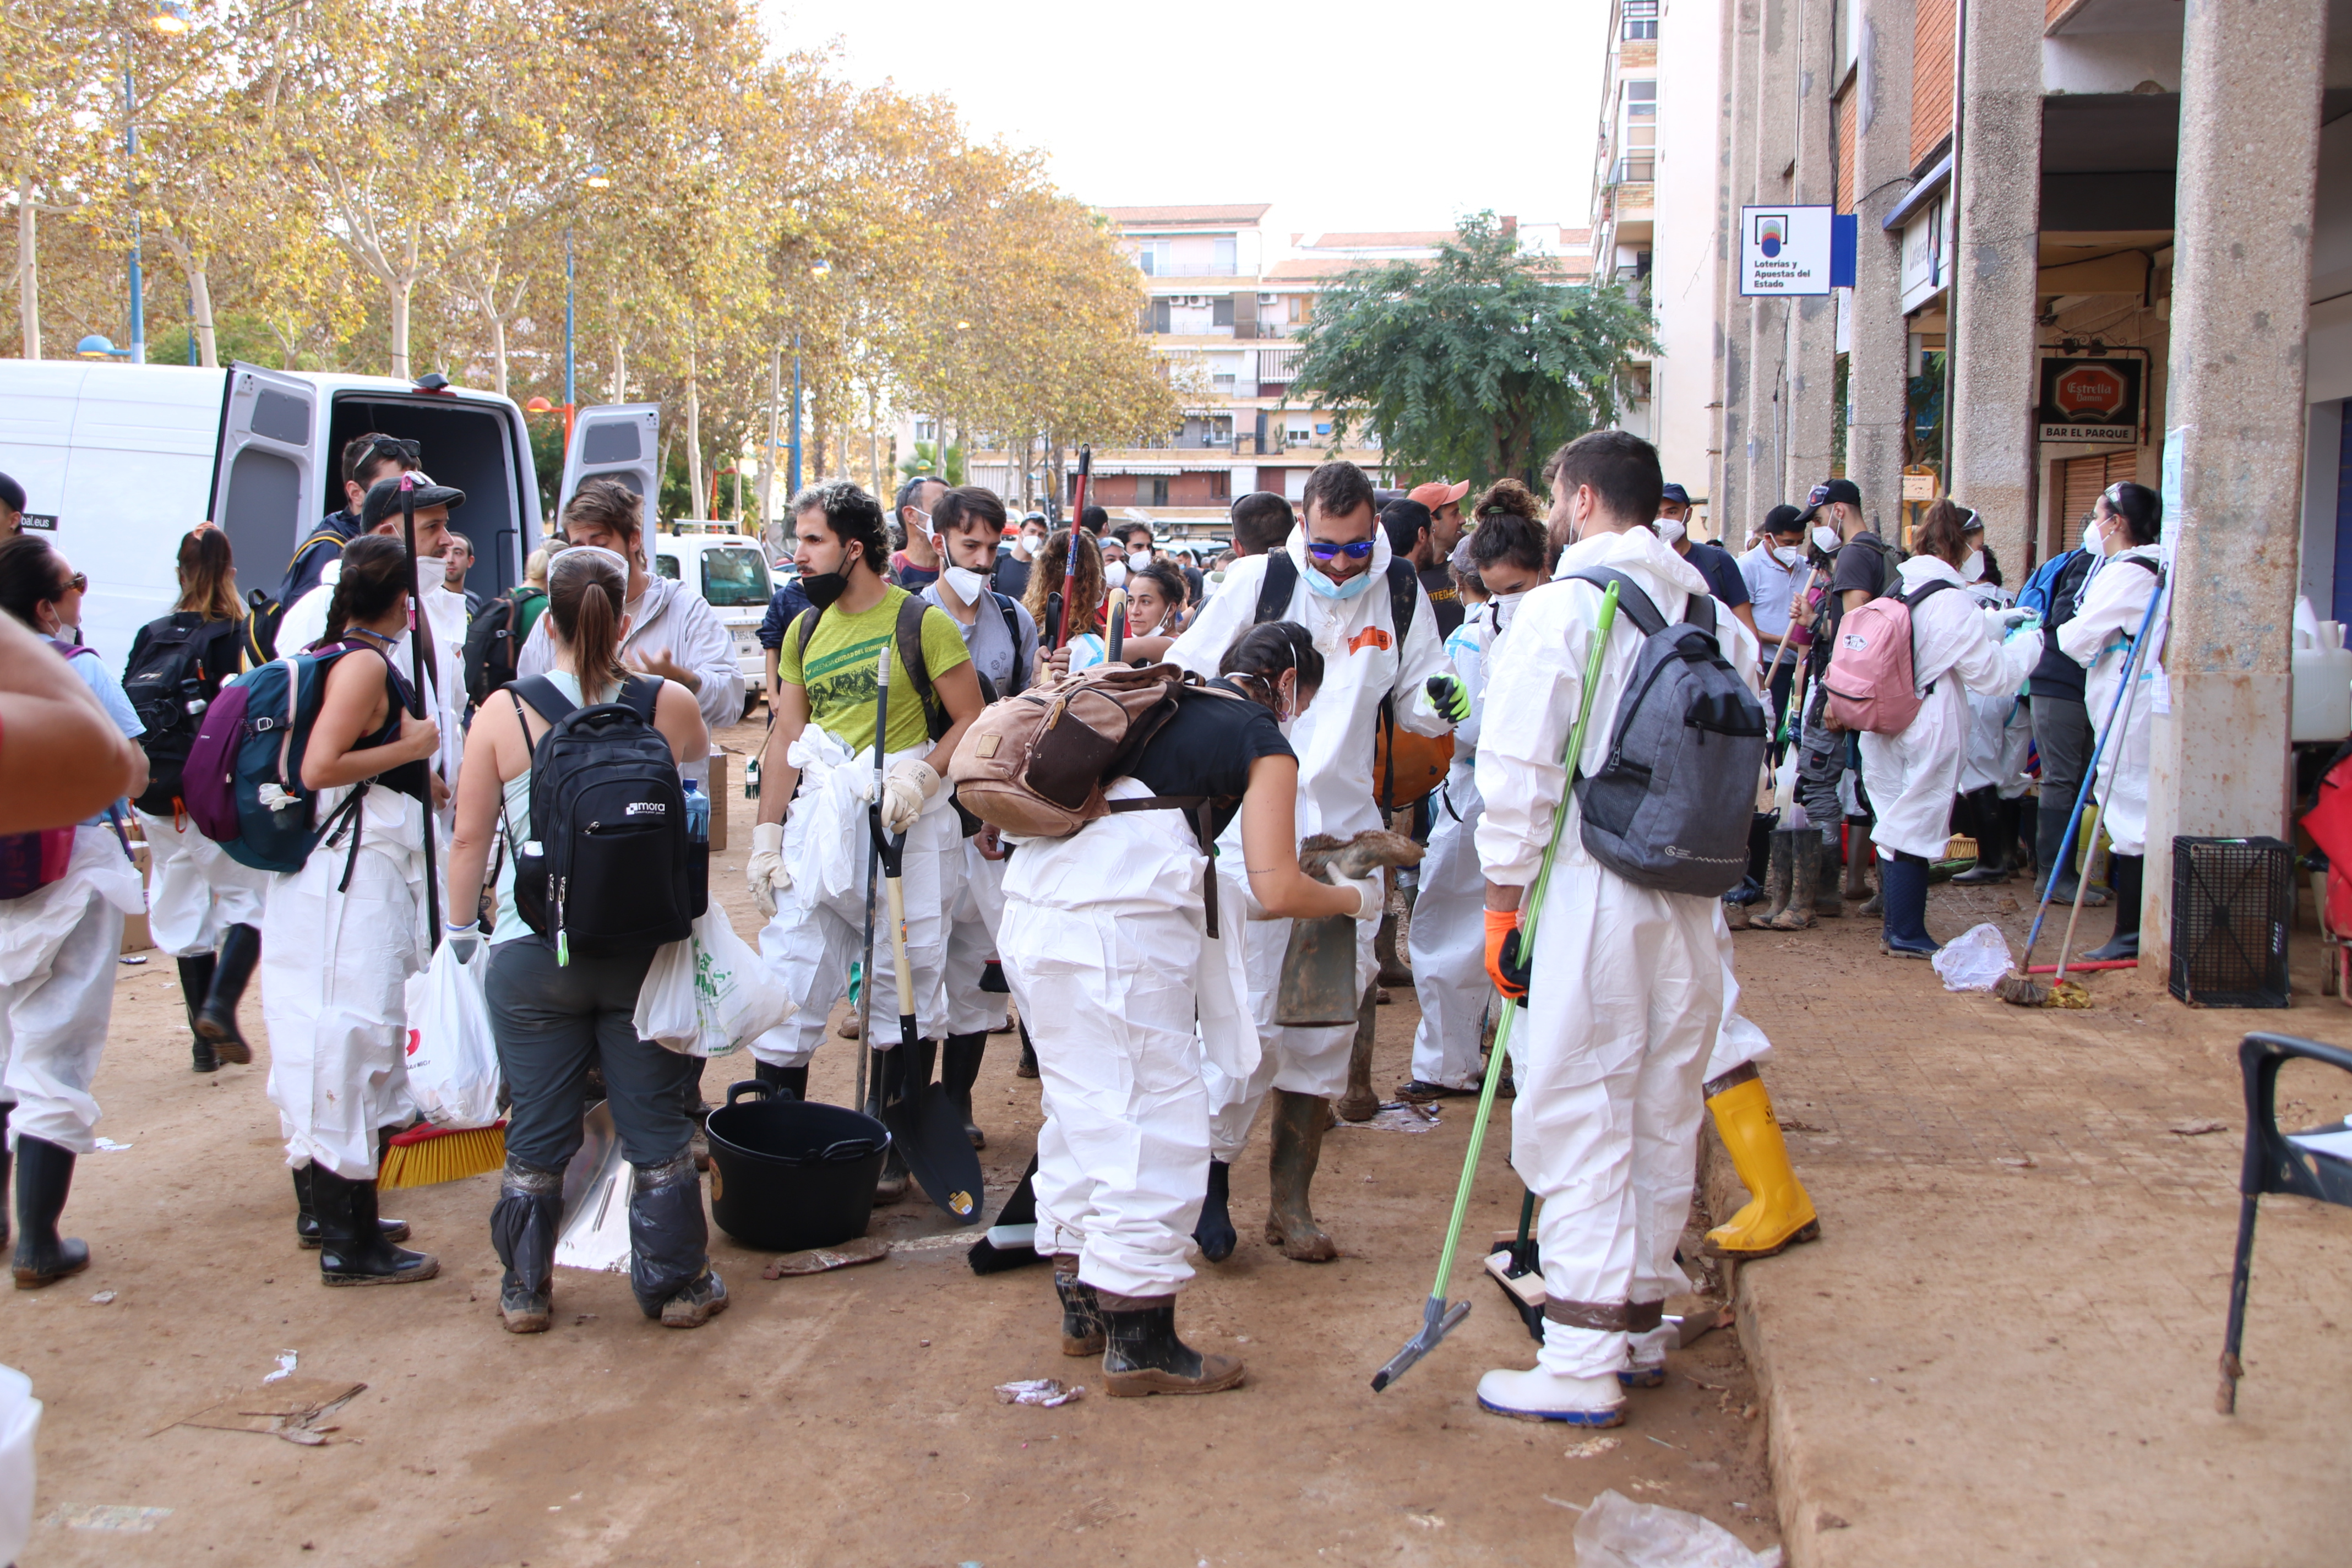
top-left (1, 826), bottom-right (144, 1155)
top-left (136, 808), bottom-right (267, 957)
top-left (2057, 545), bottom-right (2161, 856)
top-left (1167, 526), bottom-right (1451, 1155)
top-left (1474, 526), bottom-right (1757, 1381)
top-left (1855, 556), bottom-right (2046, 863)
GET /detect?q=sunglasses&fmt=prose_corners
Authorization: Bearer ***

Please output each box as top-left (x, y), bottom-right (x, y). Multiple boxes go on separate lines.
top-left (1305, 538), bottom-right (1377, 561)
top-left (367, 435), bottom-right (422, 465)
top-left (58, 572), bottom-right (87, 594)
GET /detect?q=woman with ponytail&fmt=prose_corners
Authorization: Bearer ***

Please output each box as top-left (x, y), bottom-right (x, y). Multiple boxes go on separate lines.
top-left (997, 618), bottom-right (1366, 1398)
top-left (444, 545), bottom-right (714, 1335)
top-left (2059, 480), bottom-right (2164, 961)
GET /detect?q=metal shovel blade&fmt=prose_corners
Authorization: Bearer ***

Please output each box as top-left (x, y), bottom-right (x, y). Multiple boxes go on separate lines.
top-left (879, 1079), bottom-right (986, 1226)
top-left (554, 1102), bottom-right (633, 1273)
top-left (1276, 914), bottom-right (1360, 1027)
top-left (1370, 1293), bottom-right (1473, 1392)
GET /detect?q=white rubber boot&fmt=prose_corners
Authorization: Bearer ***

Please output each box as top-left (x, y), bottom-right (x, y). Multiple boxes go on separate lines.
top-left (1619, 1322), bottom-right (1677, 1389)
top-left (1475, 1365), bottom-right (1626, 1426)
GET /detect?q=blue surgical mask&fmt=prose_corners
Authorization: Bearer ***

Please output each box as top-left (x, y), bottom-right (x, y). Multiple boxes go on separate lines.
top-left (1305, 564), bottom-right (1377, 600)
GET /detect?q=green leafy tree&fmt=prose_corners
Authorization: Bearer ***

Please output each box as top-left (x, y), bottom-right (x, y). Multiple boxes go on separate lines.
top-left (1292, 212), bottom-right (1659, 487)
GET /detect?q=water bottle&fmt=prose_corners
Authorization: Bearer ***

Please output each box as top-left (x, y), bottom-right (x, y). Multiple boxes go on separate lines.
top-left (683, 778), bottom-right (710, 846)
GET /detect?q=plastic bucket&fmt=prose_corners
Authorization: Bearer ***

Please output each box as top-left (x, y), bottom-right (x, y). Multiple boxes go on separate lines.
top-left (704, 1080), bottom-right (890, 1251)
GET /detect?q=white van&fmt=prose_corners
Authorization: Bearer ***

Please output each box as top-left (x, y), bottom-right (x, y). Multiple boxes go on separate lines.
top-left (0, 360), bottom-right (661, 672)
top-left (650, 529), bottom-right (774, 716)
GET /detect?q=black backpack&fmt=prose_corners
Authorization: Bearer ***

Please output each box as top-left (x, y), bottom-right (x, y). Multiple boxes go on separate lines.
top-left (465, 586), bottom-right (545, 709)
top-left (499, 674), bottom-right (705, 960)
top-left (122, 612), bottom-right (243, 816)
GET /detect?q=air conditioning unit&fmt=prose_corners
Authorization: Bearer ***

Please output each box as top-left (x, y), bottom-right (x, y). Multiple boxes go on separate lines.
top-left (1259, 293), bottom-right (1277, 305)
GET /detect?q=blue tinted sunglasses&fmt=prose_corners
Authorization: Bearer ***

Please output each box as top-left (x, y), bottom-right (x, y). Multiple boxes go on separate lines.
top-left (1305, 538), bottom-right (1376, 560)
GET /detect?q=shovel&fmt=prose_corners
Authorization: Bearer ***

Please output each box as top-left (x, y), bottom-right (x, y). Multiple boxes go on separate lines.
top-left (553, 1101), bottom-right (631, 1273)
top-left (872, 797), bottom-right (985, 1224)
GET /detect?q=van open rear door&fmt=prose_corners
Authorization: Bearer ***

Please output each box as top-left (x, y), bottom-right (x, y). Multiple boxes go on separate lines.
top-left (557, 403), bottom-right (659, 534)
top-left (209, 363), bottom-right (320, 593)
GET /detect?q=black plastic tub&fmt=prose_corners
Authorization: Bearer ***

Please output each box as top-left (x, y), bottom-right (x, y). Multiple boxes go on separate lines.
top-left (704, 1080), bottom-right (890, 1251)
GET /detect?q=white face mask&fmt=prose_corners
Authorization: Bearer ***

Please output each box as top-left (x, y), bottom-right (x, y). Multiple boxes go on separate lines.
top-left (1772, 543), bottom-right (1803, 567)
top-left (1020, 531), bottom-right (1046, 557)
top-left (1811, 525), bottom-right (1840, 554)
top-left (1962, 549), bottom-right (1985, 582)
top-left (1102, 560), bottom-right (1128, 590)
top-left (2082, 519), bottom-right (2104, 555)
top-left (1657, 516), bottom-right (1687, 545)
top-left (940, 563), bottom-right (989, 602)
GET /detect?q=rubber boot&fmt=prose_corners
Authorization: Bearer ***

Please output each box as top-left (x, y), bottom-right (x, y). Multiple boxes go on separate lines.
top-left (1015, 1016), bottom-right (1039, 1079)
top-left (1757, 834), bottom-right (1793, 926)
top-left (177, 954), bottom-right (219, 1072)
top-left (0, 1103), bottom-right (11, 1250)
top-left (1099, 1297), bottom-right (1245, 1396)
top-left (1335, 987), bottom-right (1380, 1123)
top-left (2081, 852), bottom-right (2143, 962)
top-left (1375, 905), bottom-right (1413, 988)
top-left (1990, 794), bottom-right (2024, 880)
top-left (1702, 1070), bottom-right (1821, 1258)
top-left (753, 1059), bottom-right (809, 1102)
top-left (1880, 852), bottom-right (1939, 957)
top-left (1722, 892), bottom-right (1749, 930)
top-left (1264, 1090), bottom-right (1338, 1261)
top-left (489, 1159), bottom-right (563, 1332)
top-left (868, 1048), bottom-right (911, 1204)
top-left (195, 922), bottom-right (259, 1064)
top-left (2034, 790), bottom-right (2104, 906)
top-left (627, 1150), bottom-right (726, 1327)
top-left (1052, 1255), bottom-right (1106, 1355)
top-left (293, 1163), bottom-right (411, 1249)
top-left (1812, 830), bottom-right (1845, 917)
top-left (1770, 836), bottom-right (1819, 930)
top-left (1951, 788), bottom-right (2008, 883)
top-left (1476, 1365), bottom-right (1626, 1427)
top-left (941, 1032), bottom-right (987, 1149)
top-left (311, 1167), bottom-right (438, 1286)
top-left (1842, 823), bottom-right (1874, 902)
top-left (11, 1135), bottom-right (88, 1288)
top-left (1193, 1159), bottom-right (1236, 1263)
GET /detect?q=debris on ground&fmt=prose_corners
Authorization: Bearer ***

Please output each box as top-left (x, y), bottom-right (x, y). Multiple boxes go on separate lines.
top-left (994, 1379), bottom-right (1083, 1407)
top-left (1572, 1488), bottom-right (1784, 1567)
top-left (1931, 923), bottom-right (2012, 991)
top-left (761, 1235), bottom-right (891, 1278)
top-left (168, 1378), bottom-right (366, 1446)
top-left (1330, 1102), bottom-right (1440, 1134)
top-left (1565, 1436), bottom-right (1622, 1458)
top-left (262, 1351), bottom-right (297, 1384)
top-left (2170, 1119), bottom-right (2229, 1136)
top-left (88, 1291), bottom-right (116, 1305)
top-left (92, 1139), bottom-right (132, 1152)
top-left (48, 1504), bottom-right (171, 1532)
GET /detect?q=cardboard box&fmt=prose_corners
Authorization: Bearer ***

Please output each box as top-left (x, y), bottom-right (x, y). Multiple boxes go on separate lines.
top-left (122, 841), bottom-right (151, 954)
top-left (706, 748), bottom-right (731, 854)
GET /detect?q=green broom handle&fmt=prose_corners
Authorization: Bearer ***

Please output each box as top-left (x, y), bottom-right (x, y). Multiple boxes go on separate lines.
top-left (1423, 581), bottom-right (1620, 1303)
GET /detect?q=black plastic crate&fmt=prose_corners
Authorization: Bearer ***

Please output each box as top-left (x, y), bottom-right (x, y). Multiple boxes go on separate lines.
top-left (2170, 836), bottom-right (2292, 1008)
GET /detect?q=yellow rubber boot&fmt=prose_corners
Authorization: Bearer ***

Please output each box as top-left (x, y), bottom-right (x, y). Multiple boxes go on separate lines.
top-left (1703, 1076), bottom-right (1821, 1259)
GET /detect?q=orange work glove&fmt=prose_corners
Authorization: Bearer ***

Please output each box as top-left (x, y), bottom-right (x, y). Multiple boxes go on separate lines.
top-left (1483, 907), bottom-right (1531, 1003)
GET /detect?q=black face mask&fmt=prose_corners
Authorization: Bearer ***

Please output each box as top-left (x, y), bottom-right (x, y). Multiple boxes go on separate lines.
top-left (800, 568), bottom-right (849, 611)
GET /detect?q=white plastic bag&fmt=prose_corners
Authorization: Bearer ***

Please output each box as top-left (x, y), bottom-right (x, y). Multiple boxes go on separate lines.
top-left (0, 1365), bottom-right (38, 1567)
top-left (400, 939), bottom-right (503, 1127)
top-left (1574, 1489), bottom-right (1782, 1568)
top-left (633, 905), bottom-right (794, 1058)
top-left (1931, 921), bottom-right (2015, 992)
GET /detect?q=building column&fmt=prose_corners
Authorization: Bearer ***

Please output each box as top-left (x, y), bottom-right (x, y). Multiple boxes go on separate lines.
top-left (2142, 0), bottom-right (2327, 978)
top-left (1846, 0), bottom-right (1913, 536)
top-left (1745, 0), bottom-right (1800, 517)
top-left (1943, 0), bottom-right (2041, 571)
top-left (1781, 0), bottom-right (1839, 507)
top-left (1714, 0), bottom-right (1764, 540)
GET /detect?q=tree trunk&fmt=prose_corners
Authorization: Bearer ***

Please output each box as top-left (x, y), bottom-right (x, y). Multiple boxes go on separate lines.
top-left (15, 194), bottom-right (39, 360)
top-left (188, 263), bottom-right (218, 368)
top-left (813, 397), bottom-right (829, 482)
top-left (489, 310), bottom-right (508, 397)
top-left (387, 282), bottom-right (412, 380)
top-left (685, 342), bottom-right (705, 522)
top-left (868, 386), bottom-right (881, 494)
top-left (609, 328), bottom-right (627, 404)
top-left (657, 429), bottom-right (673, 520)
top-left (758, 343), bottom-right (783, 551)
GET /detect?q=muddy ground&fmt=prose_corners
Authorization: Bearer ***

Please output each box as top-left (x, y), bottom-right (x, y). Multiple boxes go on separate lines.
top-left (2, 719), bottom-right (1779, 1566)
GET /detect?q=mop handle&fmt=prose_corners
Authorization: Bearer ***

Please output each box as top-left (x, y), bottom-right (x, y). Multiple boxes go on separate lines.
top-left (1423, 582), bottom-right (1620, 1304)
top-left (2017, 578), bottom-right (2165, 964)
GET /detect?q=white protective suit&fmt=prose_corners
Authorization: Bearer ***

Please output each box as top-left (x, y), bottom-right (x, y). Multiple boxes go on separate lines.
top-left (1474, 525), bottom-right (1757, 1382)
top-left (134, 808), bottom-right (267, 957)
top-left (261, 778), bottom-right (427, 1179)
top-left (1956, 575), bottom-right (2033, 801)
top-left (0, 826), bottom-right (144, 1155)
top-left (519, 573), bottom-right (740, 784)
top-left (1855, 556), bottom-right (2046, 863)
top-left (748, 727), bottom-right (960, 1067)
top-left (2058, 545), bottom-right (2162, 856)
top-left (1168, 525), bottom-right (1451, 1151)
top-left (999, 779), bottom-right (1257, 1297)
top-left (1408, 594), bottom-right (1517, 1090)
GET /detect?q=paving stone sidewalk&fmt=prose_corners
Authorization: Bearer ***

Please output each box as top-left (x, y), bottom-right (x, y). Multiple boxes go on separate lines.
top-left (1722, 879), bottom-right (2352, 1566)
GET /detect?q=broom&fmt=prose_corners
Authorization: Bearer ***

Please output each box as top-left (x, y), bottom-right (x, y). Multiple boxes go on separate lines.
top-left (379, 1120), bottom-right (507, 1188)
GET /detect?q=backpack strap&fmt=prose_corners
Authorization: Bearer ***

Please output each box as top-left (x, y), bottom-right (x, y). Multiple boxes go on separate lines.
top-left (895, 594), bottom-right (948, 741)
top-left (1386, 557), bottom-right (1418, 645)
top-left (1104, 793), bottom-right (1222, 936)
top-left (1566, 568), bottom-right (1668, 637)
top-left (510, 673), bottom-right (578, 725)
top-left (994, 592), bottom-right (1026, 696)
top-left (2125, 554), bottom-right (2162, 579)
top-left (793, 605), bottom-right (823, 661)
top-left (1253, 551), bottom-right (1299, 624)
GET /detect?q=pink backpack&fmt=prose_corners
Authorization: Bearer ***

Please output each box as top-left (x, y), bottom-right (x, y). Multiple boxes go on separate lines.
top-left (1821, 580), bottom-right (1957, 734)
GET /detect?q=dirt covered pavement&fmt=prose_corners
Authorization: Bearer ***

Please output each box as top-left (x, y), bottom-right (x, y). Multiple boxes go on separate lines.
top-left (3, 721), bottom-right (1779, 1567)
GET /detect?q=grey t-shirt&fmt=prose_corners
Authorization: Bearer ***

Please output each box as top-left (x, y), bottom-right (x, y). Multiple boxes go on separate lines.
top-left (922, 583), bottom-right (1039, 702)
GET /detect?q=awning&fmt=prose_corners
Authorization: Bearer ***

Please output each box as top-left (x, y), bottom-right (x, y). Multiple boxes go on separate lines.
top-left (1883, 153), bottom-right (1953, 233)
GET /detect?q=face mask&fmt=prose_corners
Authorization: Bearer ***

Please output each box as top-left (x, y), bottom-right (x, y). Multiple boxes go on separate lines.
top-left (800, 568), bottom-right (849, 611)
top-left (1657, 517), bottom-right (1686, 545)
top-left (1305, 563), bottom-right (1377, 600)
top-left (1102, 560), bottom-right (1127, 590)
top-left (1962, 549), bottom-right (1985, 582)
top-left (1021, 532), bottom-right (1045, 557)
top-left (941, 564), bottom-right (989, 602)
top-left (1811, 525), bottom-right (1840, 554)
top-left (2083, 518), bottom-right (2108, 556)
top-left (1772, 543), bottom-right (1803, 567)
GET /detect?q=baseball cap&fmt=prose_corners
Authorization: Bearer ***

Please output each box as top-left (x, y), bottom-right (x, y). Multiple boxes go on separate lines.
top-left (1762, 504), bottom-right (1805, 536)
top-left (0, 472), bottom-right (24, 513)
top-left (1408, 479), bottom-right (1471, 511)
top-left (361, 472), bottom-right (467, 531)
top-left (1794, 477), bottom-right (1861, 525)
top-left (1660, 482), bottom-right (1691, 508)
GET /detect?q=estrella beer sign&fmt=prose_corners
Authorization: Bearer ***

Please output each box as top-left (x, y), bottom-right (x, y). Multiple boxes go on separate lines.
top-left (2037, 357), bottom-right (2142, 443)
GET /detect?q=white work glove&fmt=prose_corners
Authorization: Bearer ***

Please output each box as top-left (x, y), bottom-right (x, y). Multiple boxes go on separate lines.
top-left (1338, 871), bottom-right (1384, 921)
top-left (746, 820), bottom-right (789, 918)
top-left (878, 758), bottom-right (942, 836)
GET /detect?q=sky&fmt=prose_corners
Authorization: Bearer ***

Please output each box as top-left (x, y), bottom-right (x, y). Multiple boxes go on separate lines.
top-left (759, 0), bottom-right (1611, 238)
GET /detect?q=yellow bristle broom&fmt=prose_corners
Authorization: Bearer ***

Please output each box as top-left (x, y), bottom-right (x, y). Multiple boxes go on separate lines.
top-left (379, 1120), bottom-right (507, 1189)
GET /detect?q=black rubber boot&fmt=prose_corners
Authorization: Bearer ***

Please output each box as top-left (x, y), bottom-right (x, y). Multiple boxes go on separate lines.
top-left (11, 1134), bottom-right (86, 1288)
top-left (489, 1159), bottom-right (563, 1332)
top-left (2081, 852), bottom-right (2143, 962)
top-left (1099, 1298), bottom-right (1245, 1396)
top-left (2034, 791), bottom-right (2105, 906)
top-left (1193, 1159), bottom-right (1236, 1263)
top-left (1952, 788), bottom-right (2010, 883)
top-left (177, 954), bottom-right (219, 1072)
top-left (0, 1103), bottom-right (11, 1250)
top-left (196, 923), bottom-right (259, 1064)
top-left (1016, 1017), bottom-right (1039, 1080)
top-left (1880, 852), bottom-right (1939, 958)
top-left (753, 1060), bottom-right (809, 1102)
top-left (1052, 1255), bottom-right (1106, 1355)
top-left (312, 1167), bottom-right (438, 1286)
top-left (942, 1031), bottom-right (987, 1149)
top-left (293, 1163), bottom-right (410, 1249)
top-left (627, 1150), bottom-right (725, 1326)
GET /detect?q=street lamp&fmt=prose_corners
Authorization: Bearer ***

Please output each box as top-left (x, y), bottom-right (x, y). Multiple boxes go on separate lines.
top-left (117, 3), bottom-right (190, 365)
top-left (558, 165), bottom-right (609, 444)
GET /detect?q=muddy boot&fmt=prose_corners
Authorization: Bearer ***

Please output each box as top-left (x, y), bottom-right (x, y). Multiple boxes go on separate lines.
top-left (293, 1162), bottom-right (410, 1249)
top-left (1375, 904), bottom-right (1413, 988)
top-left (1052, 1255), bottom-right (1106, 1355)
top-left (1335, 987), bottom-right (1380, 1123)
top-left (1757, 834), bottom-right (1793, 925)
top-left (1770, 835), bottom-right (1819, 930)
top-left (627, 1150), bottom-right (725, 1327)
top-left (1015, 1017), bottom-right (1039, 1080)
top-left (177, 954), bottom-right (219, 1072)
top-left (1264, 1090), bottom-right (1338, 1261)
top-left (11, 1135), bottom-right (88, 1288)
top-left (312, 1168), bottom-right (438, 1286)
top-left (1813, 830), bottom-right (1846, 917)
top-left (1099, 1296), bottom-right (1245, 1396)
top-left (941, 1032), bottom-right (987, 1149)
top-left (2081, 852), bottom-right (2143, 962)
top-left (1843, 823), bottom-right (1875, 902)
top-left (1193, 1159), bottom-right (1237, 1263)
top-left (194, 922), bottom-right (258, 1064)
top-left (489, 1159), bottom-right (563, 1332)
top-left (753, 1059), bottom-right (809, 1102)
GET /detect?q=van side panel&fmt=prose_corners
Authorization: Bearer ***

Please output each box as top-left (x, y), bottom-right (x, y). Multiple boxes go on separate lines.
top-left (59, 366), bottom-right (225, 667)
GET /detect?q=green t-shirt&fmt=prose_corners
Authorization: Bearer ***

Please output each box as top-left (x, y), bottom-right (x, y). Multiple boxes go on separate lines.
top-left (777, 586), bottom-right (973, 755)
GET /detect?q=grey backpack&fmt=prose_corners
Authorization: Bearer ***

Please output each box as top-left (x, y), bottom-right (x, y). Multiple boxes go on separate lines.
top-left (1566, 568), bottom-right (1770, 897)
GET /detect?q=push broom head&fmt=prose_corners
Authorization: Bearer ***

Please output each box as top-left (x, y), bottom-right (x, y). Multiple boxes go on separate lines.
top-left (379, 1121), bottom-right (507, 1189)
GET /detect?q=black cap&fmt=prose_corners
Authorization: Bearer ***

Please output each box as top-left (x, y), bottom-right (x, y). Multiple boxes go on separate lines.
top-left (0, 472), bottom-right (23, 513)
top-left (1794, 477), bottom-right (1860, 525)
top-left (1660, 482), bottom-right (1691, 507)
top-left (361, 472), bottom-right (467, 532)
top-left (1763, 504), bottom-right (1805, 536)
